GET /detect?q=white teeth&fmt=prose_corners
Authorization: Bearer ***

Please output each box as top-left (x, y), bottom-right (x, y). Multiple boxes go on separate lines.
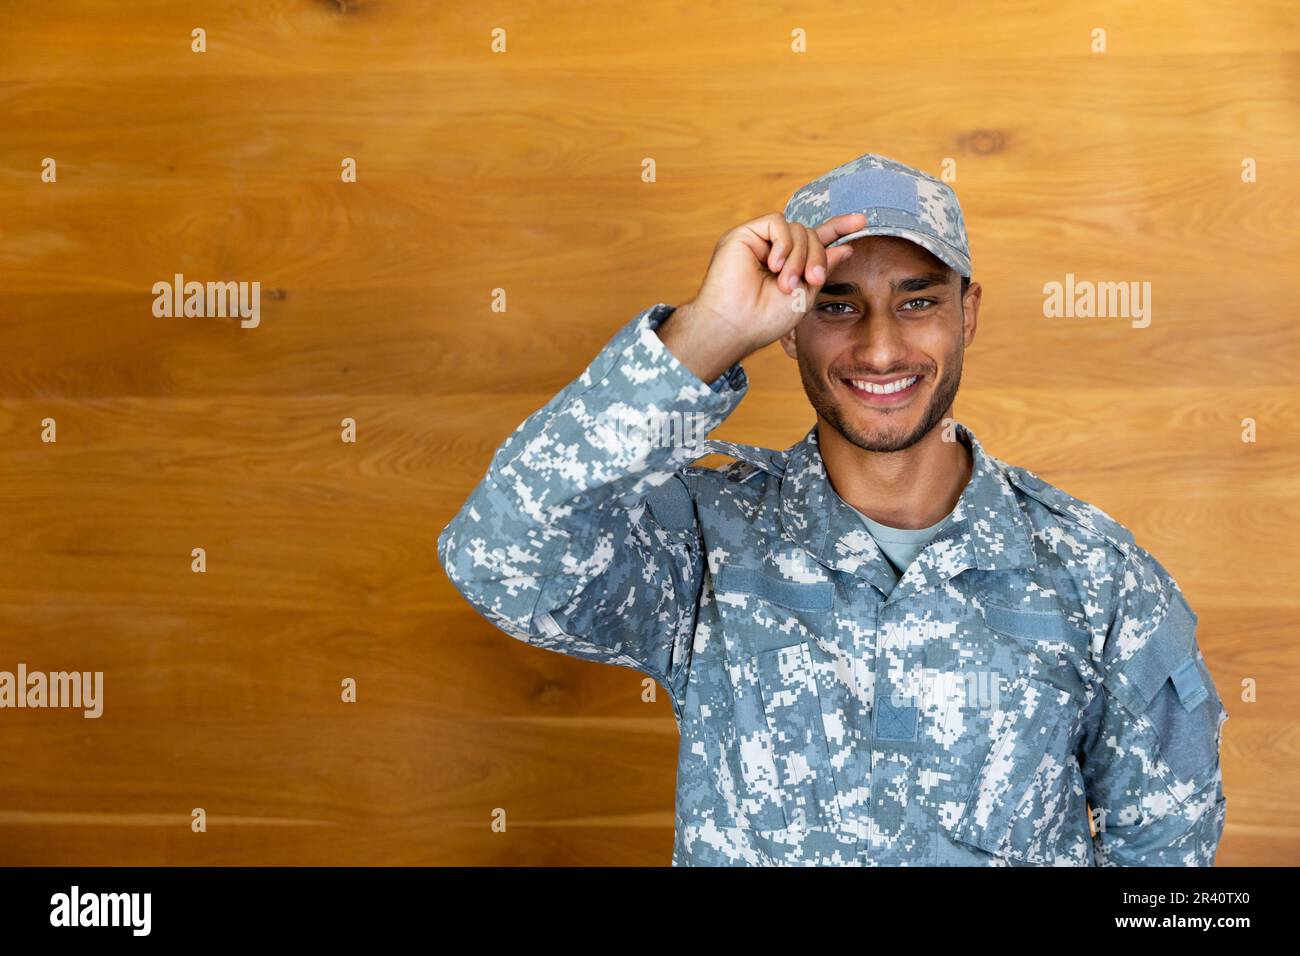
top-left (849, 375), bottom-right (918, 395)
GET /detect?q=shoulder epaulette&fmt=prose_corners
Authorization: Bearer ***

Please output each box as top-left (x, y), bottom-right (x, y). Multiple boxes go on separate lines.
top-left (1005, 465), bottom-right (1136, 558)
top-left (687, 438), bottom-right (787, 483)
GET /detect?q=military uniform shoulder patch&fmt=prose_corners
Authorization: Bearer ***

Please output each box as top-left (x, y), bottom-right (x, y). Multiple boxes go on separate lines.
top-left (642, 473), bottom-right (697, 530)
top-left (1005, 465), bottom-right (1136, 558)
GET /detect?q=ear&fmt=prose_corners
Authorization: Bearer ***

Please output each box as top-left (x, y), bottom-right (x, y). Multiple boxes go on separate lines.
top-left (962, 280), bottom-right (981, 347)
top-left (779, 325), bottom-right (799, 359)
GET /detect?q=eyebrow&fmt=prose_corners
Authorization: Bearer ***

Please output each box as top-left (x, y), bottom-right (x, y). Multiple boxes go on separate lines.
top-left (819, 272), bottom-right (952, 297)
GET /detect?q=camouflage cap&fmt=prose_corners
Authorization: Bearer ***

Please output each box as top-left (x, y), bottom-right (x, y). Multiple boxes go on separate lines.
top-left (783, 152), bottom-right (971, 278)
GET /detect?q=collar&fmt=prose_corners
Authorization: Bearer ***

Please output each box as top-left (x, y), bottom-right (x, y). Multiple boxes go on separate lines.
top-left (777, 419), bottom-right (1037, 601)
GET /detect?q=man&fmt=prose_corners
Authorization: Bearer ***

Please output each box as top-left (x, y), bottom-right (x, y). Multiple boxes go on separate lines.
top-left (437, 152), bottom-right (1228, 866)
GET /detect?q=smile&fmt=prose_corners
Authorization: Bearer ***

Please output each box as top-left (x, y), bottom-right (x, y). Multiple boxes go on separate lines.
top-left (842, 374), bottom-right (922, 404)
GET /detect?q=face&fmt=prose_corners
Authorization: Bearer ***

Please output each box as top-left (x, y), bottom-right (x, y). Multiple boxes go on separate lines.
top-left (780, 235), bottom-right (980, 453)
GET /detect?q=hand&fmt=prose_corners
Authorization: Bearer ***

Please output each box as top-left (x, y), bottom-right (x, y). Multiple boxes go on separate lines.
top-left (658, 212), bottom-right (867, 382)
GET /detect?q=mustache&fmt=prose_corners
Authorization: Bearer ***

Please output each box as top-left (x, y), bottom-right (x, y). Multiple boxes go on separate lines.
top-left (835, 369), bottom-right (929, 379)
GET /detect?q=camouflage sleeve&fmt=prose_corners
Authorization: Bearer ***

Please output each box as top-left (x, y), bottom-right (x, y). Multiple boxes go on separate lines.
top-left (1080, 546), bottom-right (1229, 866)
top-left (436, 302), bottom-right (748, 706)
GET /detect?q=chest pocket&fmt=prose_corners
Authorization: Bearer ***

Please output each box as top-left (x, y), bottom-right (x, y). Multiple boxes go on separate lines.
top-left (973, 564), bottom-right (1088, 649)
top-left (704, 564), bottom-right (842, 832)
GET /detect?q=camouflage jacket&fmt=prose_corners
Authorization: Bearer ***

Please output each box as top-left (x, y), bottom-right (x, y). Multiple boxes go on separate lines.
top-left (437, 302), bottom-right (1229, 866)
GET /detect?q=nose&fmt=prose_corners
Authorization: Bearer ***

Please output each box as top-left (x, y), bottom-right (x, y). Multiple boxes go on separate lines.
top-left (845, 312), bottom-right (910, 375)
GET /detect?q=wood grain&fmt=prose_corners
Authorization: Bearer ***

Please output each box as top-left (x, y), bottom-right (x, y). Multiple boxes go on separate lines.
top-left (0, 0), bottom-right (1296, 866)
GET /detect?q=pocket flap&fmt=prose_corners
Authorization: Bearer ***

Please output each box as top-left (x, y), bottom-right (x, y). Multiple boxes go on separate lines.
top-left (982, 602), bottom-right (1072, 642)
top-left (1169, 657), bottom-right (1209, 711)
top-left (1116, 592), bottom-right (1198, 712)
top-left (715, 565), bottom-right (834, 612)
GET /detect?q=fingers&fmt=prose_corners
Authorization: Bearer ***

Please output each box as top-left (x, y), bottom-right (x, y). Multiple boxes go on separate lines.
top-left (826, 242), bottom-right (856, 275)
top-left (745, 214), bottom-right (806, 292)
top-left (741, 212), bottom-right (862, 295)
top-left (778, 213), bottom-right (866, 293)
top-left (813, 211), bottom-right (868, 248)
top-left (763, 215), bottom-right (792, 274)
top-left (804, 228), bottom-right (828, 289)
top-left (777, 225), bottom-right (810, 293)
top-left (808, 213), bottom-right (867, 289)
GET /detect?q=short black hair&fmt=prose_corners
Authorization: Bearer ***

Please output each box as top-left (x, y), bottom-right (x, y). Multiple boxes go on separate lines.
top-left (960, 274), bottom-right (970, 297)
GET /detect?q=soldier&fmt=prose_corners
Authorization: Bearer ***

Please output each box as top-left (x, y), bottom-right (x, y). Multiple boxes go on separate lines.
top-left (437, 152), bottom-right (1228, 866)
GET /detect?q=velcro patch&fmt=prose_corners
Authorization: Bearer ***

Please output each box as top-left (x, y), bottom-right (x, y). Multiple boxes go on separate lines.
top-left (715, 565), bottom-right (834, 612)
top-left (643, 476), bottom-right (696, 530)
top-left (829, 168), bottom-right (920, 217)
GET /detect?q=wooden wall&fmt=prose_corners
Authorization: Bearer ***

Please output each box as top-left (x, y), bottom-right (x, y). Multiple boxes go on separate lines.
top-left (0, 0), bottom-right (1296, 865)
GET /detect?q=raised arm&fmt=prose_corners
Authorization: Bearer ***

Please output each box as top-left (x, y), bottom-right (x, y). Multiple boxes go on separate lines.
top-left (437, 211), bottom-right (869, 711)
top-left (436, 301), bottom-right (748, 705)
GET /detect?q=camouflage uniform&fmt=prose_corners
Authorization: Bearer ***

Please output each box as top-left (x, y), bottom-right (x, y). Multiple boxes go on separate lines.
top-left (436, 302), bottom-right (1229, 866)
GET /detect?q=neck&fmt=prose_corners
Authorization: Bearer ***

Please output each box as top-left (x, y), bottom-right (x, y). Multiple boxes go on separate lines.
top-left (816, 413), bottom-right (973, 529)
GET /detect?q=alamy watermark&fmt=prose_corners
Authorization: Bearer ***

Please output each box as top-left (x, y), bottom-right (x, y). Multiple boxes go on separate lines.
top-left (152, 273), bottom-right (260, 328)
top-left (50, 886), bottom-right (150, 936)
top-left (0, 663), bottom-right (103, 718)
top-left (595, 408), bottom-right (710, 450)
top-left (1043, 273), bottom-right (1151, 328)
top-left (886, 669), bottom-right (1002, 715)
